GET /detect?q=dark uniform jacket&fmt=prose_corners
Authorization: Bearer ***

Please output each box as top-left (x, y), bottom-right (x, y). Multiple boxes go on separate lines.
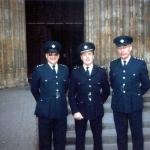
top-left (31, 63), bottom-right (69, 119)
top-left (69, 65), bottom-right (110, 120)
top-left (110, 56), bottom-right (150, 113)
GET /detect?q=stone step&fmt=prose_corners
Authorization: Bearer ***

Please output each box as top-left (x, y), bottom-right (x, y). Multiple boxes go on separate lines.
top-left (66, 127), bottom-right (150, 145)
top-left (68, 101), bottom-right (150, 115)
top-left (65, 141), bottom-right (150, 150)
top-left (103, 101), bottom-right (150, 112)
top-left (144, 90), bottom-right (150, 102)
top-left (68, 95), bottom-right (150, 113)
top-left (144, 102), bottom-right (150, 111)
top-left (67, 111), bottom-right (150, 130)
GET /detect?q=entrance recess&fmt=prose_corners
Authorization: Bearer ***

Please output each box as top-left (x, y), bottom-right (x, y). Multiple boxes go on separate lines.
top-left (25, 0), bottom-right (84, 78)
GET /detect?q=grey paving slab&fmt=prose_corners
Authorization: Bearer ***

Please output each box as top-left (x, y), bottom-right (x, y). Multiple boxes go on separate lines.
top-left (0, 87), bottom-right (38, 150)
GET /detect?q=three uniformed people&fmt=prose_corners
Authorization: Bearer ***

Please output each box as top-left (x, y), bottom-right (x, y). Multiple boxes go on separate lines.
top-left (31, 41), bottom-right (69, 150)
top-left (109, 36), bottom-right (150, 150)
top-left (31, 37), bottom-right (150, 150)
top-left (68, 42), bottom-right (110, 150)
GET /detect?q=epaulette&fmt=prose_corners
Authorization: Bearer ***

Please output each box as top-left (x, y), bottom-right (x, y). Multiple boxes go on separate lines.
top-left (111, 58), bottom-right (118, 62)
top-left (73, 66), bottom-right (79, 70)
top-left (99, 65), bottom-right (109, 72)
top-left (60, 64), bottom-right (67, 67)
top-left (96, 65), bottom-right (102, 68)
top-left (100, 65), bottom-right (106, 69)
top-left (134, 57), bottom-right (144, 61)
top-left (36, 64), bottom-right (44, 68)
top-left (110, 59), bottom-right (116, 64)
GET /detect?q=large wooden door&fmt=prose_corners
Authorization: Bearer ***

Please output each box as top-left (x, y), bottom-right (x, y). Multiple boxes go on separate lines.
top-left (25, 0), bottom-right (84, 78)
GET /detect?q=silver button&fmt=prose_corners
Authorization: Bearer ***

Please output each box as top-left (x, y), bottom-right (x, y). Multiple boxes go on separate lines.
top-left (89, 78), bottom-right (91, 81)
top-left (56, 76), bottom-right (58, 78)
top-left (123, 83), bottom-right (126, 86)
top-left (123, 70), bottom-right (126, 73)
top-left (89, 98), bottom-right (92, 101)
top-left (123, 77), bottom-right (126, 79)
top-left (123, 91), bottom-right (126, 93)
top-left (89, 85), bottom-right (92, 88)
top-left (56, 82), bottom-right (59, 85)
top-left (88, 92), bottom-right (91, 95)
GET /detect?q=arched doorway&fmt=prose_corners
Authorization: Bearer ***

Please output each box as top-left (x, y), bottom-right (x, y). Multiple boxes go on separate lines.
top-left (25, 0), bottom-right (84, 78)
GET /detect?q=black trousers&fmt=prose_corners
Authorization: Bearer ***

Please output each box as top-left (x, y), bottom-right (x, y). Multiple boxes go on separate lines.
top-left (75, 117), bottom-right (103, 150)
top-left (113, 110), bottom-right (143, 150)
top-left (38, 117), bottom-right (67, 150)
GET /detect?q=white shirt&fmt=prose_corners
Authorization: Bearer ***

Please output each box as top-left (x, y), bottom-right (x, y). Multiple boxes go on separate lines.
top-left (121, 56), bottom-right (131, 66)
top-left (83, 64), bottom-right (93, 75)
top-left (48, 63), bottom-right (58, 73)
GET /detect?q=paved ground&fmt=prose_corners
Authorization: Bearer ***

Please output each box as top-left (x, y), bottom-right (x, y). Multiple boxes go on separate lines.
top-left (0, 86), bottom-right (150, 150)
top-left (0, 87), bottom-right (38, 150)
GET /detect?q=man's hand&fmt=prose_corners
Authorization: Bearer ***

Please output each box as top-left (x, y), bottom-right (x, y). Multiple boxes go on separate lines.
top-left (73, 112), bottom-right (84, 120)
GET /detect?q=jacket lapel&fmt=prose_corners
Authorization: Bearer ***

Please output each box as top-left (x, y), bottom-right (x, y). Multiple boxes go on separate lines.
top-left (79, 66), bottom-right (88, 77)
top-left (115, 58), bottom-right (123, 69)
top-left (91, 65), bottom-right (99, 77)
top-left (46, 64), bottom-right (52, 71)
top-left (45, 63), bottom-right (56, 75)
top-left (57, 64), bottom-right (62, 75)
top-left (126, 56), bottom-right (134, 66)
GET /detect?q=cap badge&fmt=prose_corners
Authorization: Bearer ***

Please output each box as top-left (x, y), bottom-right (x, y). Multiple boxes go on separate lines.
top-left (52, 44), bottom-right (55, 48)
top-left (120, 39), bottom-right (124, 43)
top-left (84, 45), bottom-right (88, 49)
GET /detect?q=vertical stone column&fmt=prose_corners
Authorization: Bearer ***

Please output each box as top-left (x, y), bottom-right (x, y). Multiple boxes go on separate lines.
top-left (84, 0), bottom-right (101, 65)
top-left (144, 0), bottom-right (150, 70)
top-left (0, 0), bottom-right (27, 88)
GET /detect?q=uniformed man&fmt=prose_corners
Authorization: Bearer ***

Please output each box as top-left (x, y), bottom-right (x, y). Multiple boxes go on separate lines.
top-left (109, 35), bottom-right (150, 150)
top-left (69, 42), bottom-right (110, 150)
top-left (31, 41), bottom-right (69, 150)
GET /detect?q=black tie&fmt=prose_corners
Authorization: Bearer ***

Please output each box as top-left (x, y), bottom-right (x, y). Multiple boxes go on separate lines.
top-left (52, 65), bottom-right (56, 74)
top-left (123, 61), bottom-right (127, 67)
top-left (86, 67), bottom-right (90, 76)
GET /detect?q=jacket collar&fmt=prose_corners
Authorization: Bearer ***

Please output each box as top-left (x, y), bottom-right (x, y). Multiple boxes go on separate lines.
top-left (80, 65), bottom-right (98, 77)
